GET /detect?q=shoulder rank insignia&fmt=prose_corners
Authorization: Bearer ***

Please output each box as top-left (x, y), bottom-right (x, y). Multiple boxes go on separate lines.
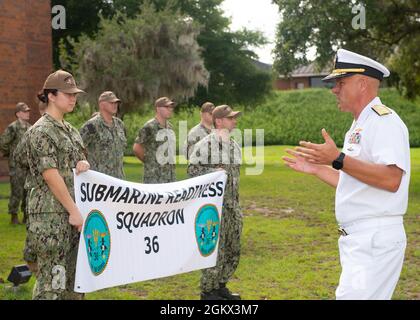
top-left (371, 105), bottom-right (391, 116)
top-left (87, 123), bottom-right (96, 134)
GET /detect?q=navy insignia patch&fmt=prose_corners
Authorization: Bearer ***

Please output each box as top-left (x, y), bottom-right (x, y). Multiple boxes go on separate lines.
top-left (87, 123), bottom-right (96, 134)
top-left (84, 210), bottom-right (111, 276)
top-left (195, 204), bottom-right (220, 257)
top-left (64, 76), bottom-right (75, 86)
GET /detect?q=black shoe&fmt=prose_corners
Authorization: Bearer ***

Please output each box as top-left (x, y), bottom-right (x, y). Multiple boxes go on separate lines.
top-left (217, 286), bottom-right (241, 300)
top-left (200, 290), bottom-right (227, 300)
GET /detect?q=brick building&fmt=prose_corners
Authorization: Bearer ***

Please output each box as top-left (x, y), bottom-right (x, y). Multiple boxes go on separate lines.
top-left (0, 0), bottom-right (52, 177)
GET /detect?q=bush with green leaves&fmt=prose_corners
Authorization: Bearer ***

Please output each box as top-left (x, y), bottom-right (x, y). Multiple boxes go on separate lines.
top-left (66, 88), bottom-right (420, 155)
top-left (60, 2), bottom-right (208, 115)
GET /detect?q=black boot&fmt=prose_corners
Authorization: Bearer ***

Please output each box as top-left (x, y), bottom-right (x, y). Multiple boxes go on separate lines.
top-left (200, 290), bottom-right (227, 300)
top-left (217, 283), bottom-right (241, 300)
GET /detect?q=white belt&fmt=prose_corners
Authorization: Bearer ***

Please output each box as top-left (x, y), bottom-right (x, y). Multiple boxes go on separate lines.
top-left (338, 216), bottom-right (403, 236)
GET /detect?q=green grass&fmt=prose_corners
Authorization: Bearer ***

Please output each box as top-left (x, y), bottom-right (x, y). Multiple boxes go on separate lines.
top-left (0, 146), bottom-right (419, 299)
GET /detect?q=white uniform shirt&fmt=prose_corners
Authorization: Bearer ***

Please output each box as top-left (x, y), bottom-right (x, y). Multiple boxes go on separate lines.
top-left (335, 97), bottom-right (410, 225)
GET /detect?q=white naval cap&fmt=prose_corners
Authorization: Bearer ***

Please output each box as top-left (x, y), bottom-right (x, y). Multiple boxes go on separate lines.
top-left (322, 49), bottom-right (390, 82)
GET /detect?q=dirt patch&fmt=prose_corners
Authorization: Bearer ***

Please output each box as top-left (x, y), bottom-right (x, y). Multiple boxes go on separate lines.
top-left (243, 200), bottom-right (314, 221)
top-left (244, 202), bottom-right (278, 217)
top-left (118, 286), bottom-right (149, 298)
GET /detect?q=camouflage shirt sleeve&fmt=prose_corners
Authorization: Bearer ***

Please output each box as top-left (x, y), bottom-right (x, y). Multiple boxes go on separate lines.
top-left (185, 134), bottom-right (198, 161)
top-left (134, 124), bottom-right (149, 145)
top-left (29, 130), bottom-right (58, 173)
top-left (0, 124), bottom-right (15, 156)
top-left (119, 118), bottom-right (127, 138)
top-left (13, 133), bottom-right (29, 169)
top-left (79, 122), bottom-right (96, 149)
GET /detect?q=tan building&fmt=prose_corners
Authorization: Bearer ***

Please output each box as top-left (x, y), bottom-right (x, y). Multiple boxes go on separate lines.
top-left (0, 0), bottom-right (52, 177)
top-left (275, 62), bottom-right (330, 90)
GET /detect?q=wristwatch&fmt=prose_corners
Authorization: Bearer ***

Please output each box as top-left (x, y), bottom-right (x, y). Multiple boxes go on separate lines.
top-left (332, 152), bottom-right (346, 170)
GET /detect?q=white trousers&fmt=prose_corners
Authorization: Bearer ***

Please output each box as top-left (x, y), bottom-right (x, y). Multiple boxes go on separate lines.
top-left (335, 223), bottom-right (406, 300)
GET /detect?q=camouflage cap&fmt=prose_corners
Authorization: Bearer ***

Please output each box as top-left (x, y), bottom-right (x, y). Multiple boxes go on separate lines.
top-left (212, 105), bottom-right (241, 122)
top-left (42, 70), bottom-right (85, 94)
top-left (15, 102), bottom-right (30, 114)
top-left (201, 102), bottom-right (215, 113)
top-left (155, 97), bottom-right (175, 108)
top-left (98, 91), bottom-right (121, 103)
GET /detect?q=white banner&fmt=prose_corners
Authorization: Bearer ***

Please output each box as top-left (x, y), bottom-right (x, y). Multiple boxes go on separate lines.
top-left (73, 170), bottom-right (227, 293)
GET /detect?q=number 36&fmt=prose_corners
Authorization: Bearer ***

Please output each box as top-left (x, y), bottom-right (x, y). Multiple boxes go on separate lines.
top-left (144, 236), bottom-right (159, 254)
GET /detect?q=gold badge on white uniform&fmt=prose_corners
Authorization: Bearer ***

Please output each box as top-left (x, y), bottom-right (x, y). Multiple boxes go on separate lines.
top-left (371, 105), bottom-right (391, 116)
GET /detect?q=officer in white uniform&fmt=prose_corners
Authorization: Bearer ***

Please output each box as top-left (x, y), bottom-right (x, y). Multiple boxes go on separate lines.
top-left (282, 49), bottom-right (410, 300)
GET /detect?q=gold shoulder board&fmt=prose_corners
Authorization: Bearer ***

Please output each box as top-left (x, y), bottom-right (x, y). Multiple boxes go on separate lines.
top-left (371, 105), bottom-right (392, 116)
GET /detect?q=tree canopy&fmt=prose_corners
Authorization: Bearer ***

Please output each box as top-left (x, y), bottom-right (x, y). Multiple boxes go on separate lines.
top-left (59, 3), bottom-right (209, 114)
top-left (53, 0), bottom-right (272, 108)
top-left (272, 0), bottom-right (420, 99)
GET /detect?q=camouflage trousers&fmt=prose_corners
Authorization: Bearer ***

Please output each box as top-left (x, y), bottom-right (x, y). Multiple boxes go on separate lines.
top-left (27, 212), bottom-right (84, 300)
top-left (23, 210), bottom-right (37, 263)
top-left (8, 167), bottom-right (28, 217)
top-left (200, 206), bottom-right (243, 292)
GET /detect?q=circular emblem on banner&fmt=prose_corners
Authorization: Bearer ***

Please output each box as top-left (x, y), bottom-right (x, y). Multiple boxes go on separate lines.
top-left (195, 204), bottom-right (220, 257)
top-left (83, 210), bottom-right (111, 276)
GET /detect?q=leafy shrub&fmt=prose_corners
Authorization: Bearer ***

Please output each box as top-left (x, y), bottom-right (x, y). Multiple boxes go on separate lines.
top-left (65, 88), bottom-right (420, 155)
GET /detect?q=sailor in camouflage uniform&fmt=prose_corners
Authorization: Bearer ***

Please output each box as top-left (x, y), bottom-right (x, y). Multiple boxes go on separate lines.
top-left (188, 105), bottom-right (243, 300)
top-left (14, 102), bottom-right (48, 273)
top-left (133, 97), bottom-right (176, 183)
top-left (26, 70), bottom-right (90, 300)
top-left (183, 102), bottom-right (215, 160)
top-left (0, 102), bottom-right (32, 224)
top-left (80, 91), bottom-right (127, 179)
